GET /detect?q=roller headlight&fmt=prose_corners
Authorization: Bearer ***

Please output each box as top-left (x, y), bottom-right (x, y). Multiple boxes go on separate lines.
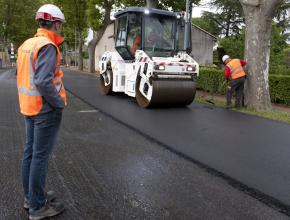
top-left (144, 9), bottom-right (150, 15)
top-left (187, 66), bottom-right (194, 71)
top-left (154, 65), bottom-right (165, 71)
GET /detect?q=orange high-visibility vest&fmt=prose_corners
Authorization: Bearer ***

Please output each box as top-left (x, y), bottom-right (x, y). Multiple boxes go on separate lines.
top-left (131, 34), bottom-right (141, 55)
top-left (226, 59), bottom-right (246, 80)
top-left (17, 29), bottom-right (67, 116)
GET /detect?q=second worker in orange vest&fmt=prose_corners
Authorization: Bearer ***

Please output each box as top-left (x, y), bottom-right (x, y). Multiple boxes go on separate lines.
top-left (222, 55), bottom-right (247, 109)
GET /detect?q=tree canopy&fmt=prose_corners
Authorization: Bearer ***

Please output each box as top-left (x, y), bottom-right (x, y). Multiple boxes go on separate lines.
top-left (203, 0), bottom-right (244, 37)
top-left (0, 0), bottom-right (43, 49)
top-left (198, 0), bottom-right (289, 73)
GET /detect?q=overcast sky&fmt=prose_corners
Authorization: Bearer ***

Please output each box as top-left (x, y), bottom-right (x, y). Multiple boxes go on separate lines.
top-left (192, 0), bottom-right (216, 17)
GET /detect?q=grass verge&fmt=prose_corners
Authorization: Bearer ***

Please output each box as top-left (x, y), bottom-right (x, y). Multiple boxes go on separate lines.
top-left (195, 96), bottom-right (290, 124)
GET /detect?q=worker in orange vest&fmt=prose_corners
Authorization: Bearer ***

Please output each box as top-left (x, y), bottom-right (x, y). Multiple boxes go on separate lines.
top-left (222, 55), bottom-right (247, 109)
top-left (130, 34), bottom-right (141, 55)
top-left (16, 4), bottom-right (66, 219)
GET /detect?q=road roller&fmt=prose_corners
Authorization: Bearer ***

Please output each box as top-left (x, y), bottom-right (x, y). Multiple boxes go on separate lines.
top-left (99, 1), bottom-right (199, 108)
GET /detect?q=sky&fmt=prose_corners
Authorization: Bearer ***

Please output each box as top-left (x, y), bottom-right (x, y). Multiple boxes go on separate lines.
top-left (192, 0), bottom-right (216, 18)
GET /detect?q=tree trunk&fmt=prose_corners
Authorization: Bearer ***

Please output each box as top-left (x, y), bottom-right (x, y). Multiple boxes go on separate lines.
top-left (62, 42), bottom-right (67, 66)
top-left (225, 9), bottom-right (231, 37)
top-left (88, 26), bottom-right (108, 73)
top-left (3, 0), bottom-right (12, 48)
top-left (88, 1), bottom-right (113, 73)
top-left (88, 38), bottom-right (96, 73)
top-left (240, 0), bottom-right (283, 111)
top-left (78, 31), bottom-right (83, 71)
top-left (146, 0), bottom-right (157, 8)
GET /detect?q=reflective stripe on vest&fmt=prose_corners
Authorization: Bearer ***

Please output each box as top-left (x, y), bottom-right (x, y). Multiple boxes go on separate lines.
top-left (17, 36), bottom-right (66, 116)
top-left (226, 59), bottom-right (246, 80)
top-left (18, 86), bottom-right (41, 96)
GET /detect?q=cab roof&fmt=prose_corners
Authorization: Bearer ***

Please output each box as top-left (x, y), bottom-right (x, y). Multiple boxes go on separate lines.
top-left (114, 7), bottom-right (177, 18)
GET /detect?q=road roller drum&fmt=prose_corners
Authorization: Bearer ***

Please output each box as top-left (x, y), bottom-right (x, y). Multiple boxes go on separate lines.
top-left (136, 78), bottom-right (197, 108)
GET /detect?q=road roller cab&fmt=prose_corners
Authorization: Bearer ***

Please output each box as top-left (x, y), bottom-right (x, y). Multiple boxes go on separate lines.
top-left (99, 6), bottom-right (199, 108)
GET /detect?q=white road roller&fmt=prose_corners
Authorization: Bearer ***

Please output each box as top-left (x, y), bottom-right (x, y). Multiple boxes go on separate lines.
top-left (99, 1), bottom-right (199, 108)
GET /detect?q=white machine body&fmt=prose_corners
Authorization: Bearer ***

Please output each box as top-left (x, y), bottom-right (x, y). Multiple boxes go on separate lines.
top-left (99, 50), bottom-right (199, 99)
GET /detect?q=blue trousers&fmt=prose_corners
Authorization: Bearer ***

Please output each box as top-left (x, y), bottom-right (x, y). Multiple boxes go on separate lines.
top-left (22, 110), bottom-right (62, 212)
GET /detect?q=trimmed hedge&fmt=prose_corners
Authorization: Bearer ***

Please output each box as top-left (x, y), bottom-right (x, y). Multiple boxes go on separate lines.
top-left (197, 68), bottom-right (226, 94)
top-left (198, 68), bottom-right (290, 106)
top-left (269, 75), bottom-right (290, 105)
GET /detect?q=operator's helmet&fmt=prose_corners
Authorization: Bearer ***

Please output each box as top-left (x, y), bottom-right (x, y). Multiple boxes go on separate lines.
top-left (222, 55), bottom-right (230, 63)
top-left (35, 4), bottom-right (65, 23)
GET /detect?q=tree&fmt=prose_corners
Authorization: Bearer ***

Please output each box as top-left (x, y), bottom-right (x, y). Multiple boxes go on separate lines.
top-left (275, 0), bottom-right (290, 41)
top-left (200, 0), bottom-right (289, 109)
top-left (192, 17), bottom-right (220, 36)
top-left (87, 0), bottom-right (114, 73)
top-left (53, 0), bottom-right (88, 71)
top-left (219, 23), bottom-right (289, 74)
top-left (203, 0), bottom-right (245, 37)
top-left (240, 0), bottom-right (284, 111)
top-left (219, 30), bottom-right (245, 59)
top-left (0, 0), bottom-right (43, 48)
top-left (201, 0), bottom-right (289, 38)
top-left (269, 23), bottom-right (289, 74)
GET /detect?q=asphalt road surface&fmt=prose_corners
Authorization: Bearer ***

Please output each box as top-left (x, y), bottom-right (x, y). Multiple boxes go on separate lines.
top-left (63, 69), bottom-right (290, 214)
top-left (0, 67), bottom-right (289, 219)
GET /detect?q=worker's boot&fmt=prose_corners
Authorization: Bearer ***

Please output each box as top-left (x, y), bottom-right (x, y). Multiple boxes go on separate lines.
top-left (24, 191), bottom-right (56, 210)
top-left (29, 200), bottom-right (65, 220)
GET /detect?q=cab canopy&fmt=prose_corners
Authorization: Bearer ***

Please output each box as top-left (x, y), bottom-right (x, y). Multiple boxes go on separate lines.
top-left (114, 7), bottom-right (190, 60)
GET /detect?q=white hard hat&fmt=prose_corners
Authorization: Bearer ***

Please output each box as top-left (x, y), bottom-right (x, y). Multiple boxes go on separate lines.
top-left (222, 55), bottom-right (230, 63)
top-left (36, 4), bottom-right (65, 23)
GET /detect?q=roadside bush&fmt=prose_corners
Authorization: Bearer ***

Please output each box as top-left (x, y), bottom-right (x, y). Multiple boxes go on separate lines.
top-left (197, 68), bottom-right (226, 94)
top-left (269, 75), bottom-right (290, 105)
top-left (198, 67), bottom-right (290, 106)
top-left (269, 64), bottom-right (290, 75)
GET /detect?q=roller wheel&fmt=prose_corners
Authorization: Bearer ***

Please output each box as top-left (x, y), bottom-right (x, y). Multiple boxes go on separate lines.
top-left (135, 75), bottom-right (151, 108)
top-left (100, 68), bottom-right (113, 95)
top-left (136, 75), bottom-right (197, 108)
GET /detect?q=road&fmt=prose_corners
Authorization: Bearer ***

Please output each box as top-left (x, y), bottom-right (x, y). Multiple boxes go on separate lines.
top-left (0, 67), bottom-right (289, 219)
top-left (63, 69), bottom-right (290, 213)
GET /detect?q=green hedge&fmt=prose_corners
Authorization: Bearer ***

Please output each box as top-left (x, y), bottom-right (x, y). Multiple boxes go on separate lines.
top-left (197, 68), bottom-right (226, 94)
top-left (197, 68), bottom-right (290, 106)
top-left (269, 75), bottom-right (290, 105)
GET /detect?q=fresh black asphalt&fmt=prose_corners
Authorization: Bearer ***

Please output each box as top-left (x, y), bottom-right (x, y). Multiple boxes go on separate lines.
top-left (0, 67), bottom-right (289, 219)
top-left (63, 69), bottom-right (290, 213)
